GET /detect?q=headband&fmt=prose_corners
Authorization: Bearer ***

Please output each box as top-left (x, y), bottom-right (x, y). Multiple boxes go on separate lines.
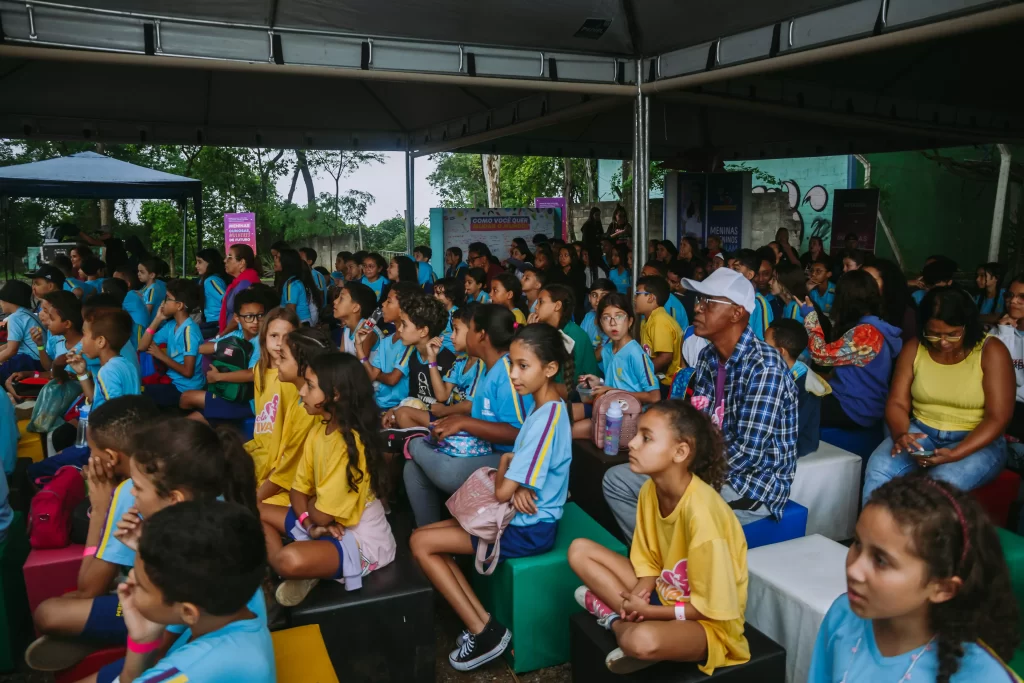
top-left (925, 479), bottom-right (970, 568)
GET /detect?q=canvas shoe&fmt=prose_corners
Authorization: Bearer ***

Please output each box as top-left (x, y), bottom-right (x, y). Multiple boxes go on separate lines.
top-left (448, 618), bottom-right (512, 671)
top-left (382, 426), bottom-right (430, 456)
top-left (275, 578), bottom-right (320, 607)
top-left (574, 585), bottom-right (619, 629)
top-left (605, 647), bottom-right (657, 675)
top-left (24, 635), bottom-right (101, 672)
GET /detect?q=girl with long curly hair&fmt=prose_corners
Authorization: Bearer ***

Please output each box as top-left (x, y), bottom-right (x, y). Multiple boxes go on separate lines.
top-left (568, 400), bottom-right (750, 676)
top-left (259, 353), bottom-right (396, 607)
top-left (809, 474), bottom-right (1020, 682)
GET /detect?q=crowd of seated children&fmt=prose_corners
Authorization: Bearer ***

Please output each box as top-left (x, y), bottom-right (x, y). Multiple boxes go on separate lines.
top-left (260, 353), bottom-right (396, 607)
top-left (411, 323), bottom-right (573, 670)
top-left (138, 279), bottom-right (203, 408)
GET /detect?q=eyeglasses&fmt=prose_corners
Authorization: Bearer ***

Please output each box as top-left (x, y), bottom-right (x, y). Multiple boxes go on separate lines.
top-left (164, 296), bottom-right (180, 304)
top-left (1007, 293), bottom-right (1024, 304)
top-left (238, 313), bottom-right (265, 322)
top-left (600, 313), bottom-right (629, 324)
top-left (923, 333), bottom-right (964, 343)
top-left (694, 295), bottom-right (736, 310)
top-left (634, 291), bottom-right (654, 299)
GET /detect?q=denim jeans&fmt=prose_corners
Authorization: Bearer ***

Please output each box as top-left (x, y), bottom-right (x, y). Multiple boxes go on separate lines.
top-left (402, 438), bottom-right (502, 527)
top-left (602, 464), bottom-right (771, 544)
top-left (862, 420), bottom-right (1007, 506)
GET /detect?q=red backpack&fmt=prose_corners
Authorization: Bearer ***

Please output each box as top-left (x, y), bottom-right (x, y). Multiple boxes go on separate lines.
top-left (29, 466), bottom-right (87, 549)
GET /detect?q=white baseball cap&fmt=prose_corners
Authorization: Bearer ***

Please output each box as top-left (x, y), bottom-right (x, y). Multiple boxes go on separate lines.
top-left (683, 267), bottom-right (755, 314)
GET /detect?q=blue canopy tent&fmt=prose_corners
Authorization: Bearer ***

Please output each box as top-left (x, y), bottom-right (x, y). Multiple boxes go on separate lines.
top-left (0, 151), bottom-right (203, 275)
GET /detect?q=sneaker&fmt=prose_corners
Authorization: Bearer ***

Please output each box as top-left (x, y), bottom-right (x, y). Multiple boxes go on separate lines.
top-left (382, 427), bottom-right (430, 454)
top-left (400, 429), bottom-right (430, 460)
top-left (448, 618), bottom-right (512, 671)
top-left (24, 636), bottom-right (101, 671)
top-left (456, 629), bottom-right (471, 647)
top-left (575, 586), bottom-right (619, 629)
top-left (605, 647), bottom-right (657, 675)
top-left (275, 578), bottom-right (320, 607)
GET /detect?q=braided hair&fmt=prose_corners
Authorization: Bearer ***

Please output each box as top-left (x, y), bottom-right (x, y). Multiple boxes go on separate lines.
top-left (867, 475), bottom-right (1020, 683)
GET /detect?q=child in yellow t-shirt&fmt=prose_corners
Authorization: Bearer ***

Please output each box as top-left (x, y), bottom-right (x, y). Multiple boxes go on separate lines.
top-left (257, 327), bottom-right (333, 506)
top-left (635, 275), bottom-right (683, 398)
top-left (245, 307), bottom-right (298, 482)
top-left (259, 353), bottom-right (396, 607)
top-left (568, 400), bottom-right (750, 676)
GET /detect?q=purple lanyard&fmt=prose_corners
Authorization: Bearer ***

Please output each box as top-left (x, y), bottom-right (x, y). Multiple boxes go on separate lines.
top-left (714, 360), bottom-right (727, 412)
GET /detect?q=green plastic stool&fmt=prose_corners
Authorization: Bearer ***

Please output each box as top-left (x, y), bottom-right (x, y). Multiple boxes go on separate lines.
top-left (997, 528), bottom-right (1024, 675)
top-left (0, 512), bottom-right (32, 673)
top-left (472, 502), bottom-right (627, 673)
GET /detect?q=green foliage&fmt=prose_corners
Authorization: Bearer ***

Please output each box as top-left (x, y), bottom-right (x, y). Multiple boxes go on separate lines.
top-left (427, 153), bottom-right (596, 208)
top-left (722, 162), bottom-right (782, 188)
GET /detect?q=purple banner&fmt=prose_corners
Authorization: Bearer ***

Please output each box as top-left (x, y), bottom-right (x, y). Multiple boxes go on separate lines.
top-left (535, 197), bottom-right (567, 240)
top-left (224, 213), bottom-right (257, 254)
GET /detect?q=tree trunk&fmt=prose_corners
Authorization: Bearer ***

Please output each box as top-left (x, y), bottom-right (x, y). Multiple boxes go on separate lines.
top-left (95, 143), bottom-right (114, 229)
top-left (585, 159), bottom-right (596, 204)
top-left (295, 150), bottom-right (317, 217)
top-left (481, 154), bottom-right (502, 208)
top-left (621, 160), bottom-right (633, 215)
top-left (286, 166), bottom-right (300, 204)
top-left (563, 157), bottom-right (576, 241)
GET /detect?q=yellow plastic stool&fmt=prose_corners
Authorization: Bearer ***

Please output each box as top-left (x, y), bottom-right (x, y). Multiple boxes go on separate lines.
top-left (15, 420), bottom-right (44, 464)
top-left (272, 624), bottom-right (339, 683)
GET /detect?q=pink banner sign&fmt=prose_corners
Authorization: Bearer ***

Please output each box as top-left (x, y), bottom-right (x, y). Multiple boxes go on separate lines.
top-left (224, 213), bottom-right (257, 254)
top-left (535, 197), bottom-right (567, 240)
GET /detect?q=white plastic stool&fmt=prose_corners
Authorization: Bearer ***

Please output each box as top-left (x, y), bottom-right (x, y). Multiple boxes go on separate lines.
top-left (746, 534), bottom-right (849, 683)
top-left (790, 443), bottom-right (862, 540)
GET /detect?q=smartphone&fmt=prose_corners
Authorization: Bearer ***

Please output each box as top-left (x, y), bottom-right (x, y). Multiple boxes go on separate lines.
top-left (915, 450), bottom-right (936, 458)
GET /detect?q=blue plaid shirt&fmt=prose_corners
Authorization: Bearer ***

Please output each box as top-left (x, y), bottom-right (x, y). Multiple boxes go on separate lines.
top-left (691, 326), bottom-right (798, 519)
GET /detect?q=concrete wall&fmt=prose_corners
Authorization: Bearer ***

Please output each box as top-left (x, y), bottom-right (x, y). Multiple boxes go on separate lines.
top-left (294, 233), bottom-right (359, 270)
top-left (750, 192), bottom-right (802, 250)
top-left (569, 199), bottom-right (664, 242)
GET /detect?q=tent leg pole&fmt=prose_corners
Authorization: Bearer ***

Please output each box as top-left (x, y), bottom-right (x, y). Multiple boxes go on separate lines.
top-left (181, 201), bottom-right (188, 275)
top-left (631, 60), bottom-right (649, 289)
top-left (405, 151), bottom-right (415, 255)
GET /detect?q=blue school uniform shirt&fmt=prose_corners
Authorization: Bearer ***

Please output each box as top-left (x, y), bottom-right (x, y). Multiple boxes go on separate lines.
top-left (976, 290), bottom-right (1006, 316)
top-left (141, 280), bottom-right (167, 323)
top-left (466, 290), bottom-right (491, 304)
top-left (446, 263), bottom-right (468, 279)
top-left (64, 278), bottom-right (86, 294)
top-left (444, 354), bottom-right (484, 404)
top-left (202, 275), bottom-right (227, 323)
top-left (90, 356), bottom-right (141, 411)
top-left (3, 308), bottom-right (44, 361)
top-left (417, 261), bottom-right (435, 287)
top-left (580, 311), bottom-right (609, 354)
top-left (600, 339), bottom-right (658, 393)
top-left (310, 268), bottom-right (328, 295)
top-left (136, 617), bottom-right (274, 683)
top-left (80, 278), bottom-right (107, 296)
top-left (281, 277), bottom-right (311, 324)
top-left (809, 594), bottom-right (1013, 683)
top-left (505, 399), bottom-right (572, 527)
top-left (471, 355), bottom-right (535, 453)
top-left (372, 335), bottom-right (412, 410)
top-left (360, 275), bottom-right (389, 300)
top-left (783, 299), bottom-right (805, 323)
top-left (664, 293), bottom-right (689, 329)
top-left (122, 290), bottom-right (150, 346)
top-left (749, 292), bottom-right (774, 341)
top-left (608, 268), bottom-right (630, 294)
top-left (153, 318), bottom-right (204, 392)
top-left (441, 307), bottom-right (457, 354)
top-left (83, 340), bottom-right (141, 380)
top-left (810, 282), bottom-right (837, 315)
top-left (912, 289), bottom-right (927, 306)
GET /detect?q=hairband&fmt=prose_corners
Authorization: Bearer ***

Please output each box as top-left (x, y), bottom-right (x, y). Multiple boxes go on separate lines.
top-left (925, 479), bottom-right (970, 568)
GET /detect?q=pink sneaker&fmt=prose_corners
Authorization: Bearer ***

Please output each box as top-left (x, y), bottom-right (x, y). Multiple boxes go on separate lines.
top-left (574, 586), bottom-right (619, 628)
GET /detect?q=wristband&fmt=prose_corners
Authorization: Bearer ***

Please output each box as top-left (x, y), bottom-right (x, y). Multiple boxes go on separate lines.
top-left (33, 372), bottom-right (40, 378)
top-left (36, 345), bottom-right (45, 352)
top-left (145, 327), bottom-right (156, 336)
top-left (127, 636), bottom-right (162, 654)
top-left (76, 372), bottom-right (90, 382)
top-left (298, 511), bottom-right (310, 526)
top-left (83, 546), bottom-right (97, 557)
top-left (674, 602), bottom-right (687, 621)
top-left (428, 361), bottom-right (439, 369)
top-left (359, 357), bottom-right (368, 364)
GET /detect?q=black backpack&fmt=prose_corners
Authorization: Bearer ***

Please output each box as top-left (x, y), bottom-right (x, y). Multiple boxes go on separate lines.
top-left (209, 335), bottom-right (254, 404)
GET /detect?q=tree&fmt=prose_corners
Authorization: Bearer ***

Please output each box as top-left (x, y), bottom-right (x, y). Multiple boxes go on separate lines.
top-left (305, 150), bottom-right (385, 236)
top-left (481, 154), bottom-right (501, 207)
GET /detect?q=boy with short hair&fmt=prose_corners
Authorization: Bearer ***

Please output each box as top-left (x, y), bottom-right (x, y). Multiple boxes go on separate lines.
top-left (0, 280), bottom-right (46, 383)
top-left (634, 275), bottom-right (683, 399)
top-left (26, 264), bottom-right (65, 305)
top-left (395, 291), bottom-right (457, 407)
top-left (766, 318), bottom-right (824, 458)
top-left (299, 247), bottom-right (329, 294)
top-left (334, 281), bottom-right (381, 359)
top-left (66, 308), bottom-right (140, 412)
top-left (521, 266), bottom-right (547, 314)
top-left (755, 246), bottom-right (783, 320)
top-left (362, 283), bottom-right (417, 411)
top-left (731, 248), bottom-right (774, 340)
top-left (79, 257), bottom-right (108, 296)
top-left (138, 278), bottom-right (204, 407)
top-left (641, 263), bottom-right (688, 328)
top-left (360, 252), bottom-right (390, 300)
top-left (581, 278), bottom-right (614, 356)
top-left (807, 259), bottom-right (836, 315)
top-left (9, 291), bottom-right (82, 392)
top-left (180, 288), bottom-right (266, 420)
top-left (413, 245), bottom-right (436, 289)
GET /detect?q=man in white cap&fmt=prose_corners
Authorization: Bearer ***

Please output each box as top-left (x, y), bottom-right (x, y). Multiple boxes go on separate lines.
top-left (602, 268), bottom-right (798, 540)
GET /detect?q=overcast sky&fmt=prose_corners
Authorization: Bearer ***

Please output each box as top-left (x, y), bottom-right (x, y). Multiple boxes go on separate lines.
top-left (273, 152), bottom-right (442, 226)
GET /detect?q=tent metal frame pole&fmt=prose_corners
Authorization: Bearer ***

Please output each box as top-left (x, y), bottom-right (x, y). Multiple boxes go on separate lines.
top-left (405, 151), bottom-right (415, 255)
top-left (631, 59), bottom-right (649, 290)
top-left (181, 199), bottom-right (187, 275)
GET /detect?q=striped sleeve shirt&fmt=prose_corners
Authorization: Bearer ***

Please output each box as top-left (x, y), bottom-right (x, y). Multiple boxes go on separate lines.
top-left (505, 400), bottom-right (572, 527)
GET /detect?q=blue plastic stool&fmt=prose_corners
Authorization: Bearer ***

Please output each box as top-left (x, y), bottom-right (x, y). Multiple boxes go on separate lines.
top-left (742, 500), bottom-right (808, 550)
top-left (821, 425), bottom-right (884, 459)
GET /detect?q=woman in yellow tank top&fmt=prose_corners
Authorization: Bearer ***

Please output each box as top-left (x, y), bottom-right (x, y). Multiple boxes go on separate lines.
top-left (863, 287), bottom-right (1014, 504)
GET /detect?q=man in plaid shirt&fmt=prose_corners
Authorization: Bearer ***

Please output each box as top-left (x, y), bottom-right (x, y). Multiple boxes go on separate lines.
top-left (603, 268), bottom-right (798, 541)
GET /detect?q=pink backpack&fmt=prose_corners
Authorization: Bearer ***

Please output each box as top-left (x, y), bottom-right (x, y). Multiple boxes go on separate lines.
top-left (446, 468), bottom-right (515, 575)
top-left (590, 390), bottom-right (642, 452)
top-left (30, 466), bottom-right (87, 549)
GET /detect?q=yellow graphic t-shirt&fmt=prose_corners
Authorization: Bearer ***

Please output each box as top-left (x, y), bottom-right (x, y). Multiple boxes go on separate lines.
top-left (631, 475), bottom-right (750, 675)
top-left (640, 306), bottom-right (683, 386)
top-left (291, 422), bottom-right (375, 527)
top-left (245, 368), bottom-right (284, 483)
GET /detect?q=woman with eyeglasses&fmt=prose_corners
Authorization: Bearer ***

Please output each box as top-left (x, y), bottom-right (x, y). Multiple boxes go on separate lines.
top-left (219, 244), bottom-right (262, 335)
top-left (991, 275), bottom-right (1024, 440)
top-left (862, 286), bottom-right (1014, 503)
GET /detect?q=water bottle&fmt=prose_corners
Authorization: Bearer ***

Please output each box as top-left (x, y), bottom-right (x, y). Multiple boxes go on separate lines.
top-left (603, 400), bottom-right (624, 456)
top-left (75, 402), bottom-right (91, 448)
top-left (363, 306), bottom-right (385, 332)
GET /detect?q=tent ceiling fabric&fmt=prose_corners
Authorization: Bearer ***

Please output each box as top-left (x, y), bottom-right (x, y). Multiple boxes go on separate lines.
top-left (0, 0), bottom-right (1021, 159)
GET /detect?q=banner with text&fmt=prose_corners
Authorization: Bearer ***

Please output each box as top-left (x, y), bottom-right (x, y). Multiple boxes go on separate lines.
top-left (830, 189), bottom-right (880, 255)
top-left (439, 208), bottom-right (560, 261)
top-left (706, 173), bottom-right (745, 253)
top-left (535, 197), bottom-right (567, 240)
top-left (224, 213), bottom-right (257, 254)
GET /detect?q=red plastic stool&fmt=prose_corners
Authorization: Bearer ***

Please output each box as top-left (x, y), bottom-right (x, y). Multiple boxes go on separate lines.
top-left (54, 647), bottom-right (125, 683)
top-left (971, 469), bottom-right (1021, 528)
top-left (22, 545), bottom-right (85, 615)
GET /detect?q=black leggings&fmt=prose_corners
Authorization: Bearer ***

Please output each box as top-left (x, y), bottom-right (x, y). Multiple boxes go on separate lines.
top-left (820, 393), bottom-right (864, 430)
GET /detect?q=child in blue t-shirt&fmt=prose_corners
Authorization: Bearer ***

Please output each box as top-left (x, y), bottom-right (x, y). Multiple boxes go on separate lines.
top-left (363, 285), bottom-right (413, 410)
top-left (411, 323), bottom-right (572, 672)
top-left (0, 280), bottom-right (46, 383)
top-left (608, 244), bottom-right (631, 294)
top-left (464, 268), bottom-right (491, 304)
top-left (809, 475), bottom-right (1019, 683)
top-left (139, 279), bottom-right (204, 407)
top-left (111, 501), bottom-right (273, 683)
top-left (66, 308), bottom-right (141, 412)
top-left (433, 277), bottom-right (464, 354)
top-left (138, 258), bottom-right (167, 324)
top-left (581, 278), bottom-right (615, 362)
top-left (360, 252), bottom-right (390, 301)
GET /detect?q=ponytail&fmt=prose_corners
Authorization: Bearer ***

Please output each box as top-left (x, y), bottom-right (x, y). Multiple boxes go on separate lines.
top-left (470, 304), bottom-right (516, 352)
top-left (513, 323), bottom-right (574, 415)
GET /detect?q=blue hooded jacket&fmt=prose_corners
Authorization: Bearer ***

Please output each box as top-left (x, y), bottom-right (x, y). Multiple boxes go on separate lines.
top-left (829, 315), bottom-right (903, 427)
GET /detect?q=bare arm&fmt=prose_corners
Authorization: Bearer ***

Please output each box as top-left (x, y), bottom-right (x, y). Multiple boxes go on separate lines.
top-left (884, 340), bottom-right (918, 441)
top-left (943, 340), bottom-right (1014, 460)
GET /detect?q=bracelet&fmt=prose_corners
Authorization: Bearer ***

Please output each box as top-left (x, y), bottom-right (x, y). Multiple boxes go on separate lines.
top-left (127, 636), bottom-right (162, 654)
top-left (33, 372), bottom-right (40, 378)
top-left (83, 546), bottom-right (97, 557)
top-left (359, 357), bottom-right (368, 364)
top-left (36, 345), bottom-right (45, 352)
top-left (428, 361), bottom-right (439, 369)
top-left (298, 511), bottom-right (310, 526)
top-left (76, 372), bottom-right (90, 382)
top-left (674, 602), bottom-right (687, 621)
top-left (145, 327), bottom-right (156, 336)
